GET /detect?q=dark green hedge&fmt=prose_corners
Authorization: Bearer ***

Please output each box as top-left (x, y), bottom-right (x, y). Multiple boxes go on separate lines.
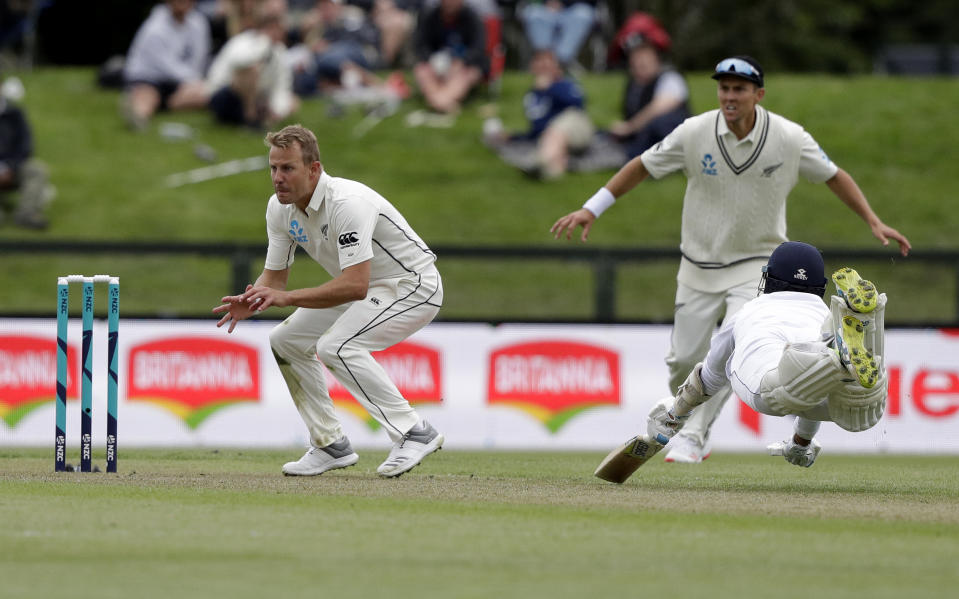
top-left (612, 0), bottom-right (958, 73)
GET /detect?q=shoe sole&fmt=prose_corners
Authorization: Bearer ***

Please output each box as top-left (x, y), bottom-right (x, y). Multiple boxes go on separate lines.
top-left (832, 268), bottom-right (878, 313)
top-left (838, 315), bottom-right (879, 388)
top-left (282, 453), bottom-right (359, 476)
top-left (377, 435), bottom-right (445, 479)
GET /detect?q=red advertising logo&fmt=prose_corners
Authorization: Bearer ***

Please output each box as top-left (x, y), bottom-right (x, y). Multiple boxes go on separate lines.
top-left (0, 335), bottom-right (78, 427)
top-left (487, 340), bottom-right (620, 432)
top-left (127, 337), bottom-right (259, 429)
top-left (325, 341), bottom-right (442, 429)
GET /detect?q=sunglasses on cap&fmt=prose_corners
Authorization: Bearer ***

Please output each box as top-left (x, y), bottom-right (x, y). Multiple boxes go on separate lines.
top-left (712, 57), bottom-right (763, 86)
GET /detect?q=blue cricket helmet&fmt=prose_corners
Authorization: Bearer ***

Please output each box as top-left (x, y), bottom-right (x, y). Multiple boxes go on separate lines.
top-left (761, 241), bottom-right (827, 297)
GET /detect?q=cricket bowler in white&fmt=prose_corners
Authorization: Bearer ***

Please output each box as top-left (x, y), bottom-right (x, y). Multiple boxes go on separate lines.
top-left (595, 241), bottom-right (888, 482)
top-left (213, 124), bottom-right (444, 478)
top-left (553, 55), bottom-right (910, 464)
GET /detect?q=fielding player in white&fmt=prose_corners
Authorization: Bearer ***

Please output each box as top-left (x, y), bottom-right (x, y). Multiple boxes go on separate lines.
top-left (212, 125), bottom-right (444, 478)
top-left (595, 242), bottom-right (888, 482)
top-left (552, 55), bottom-right (910, 464)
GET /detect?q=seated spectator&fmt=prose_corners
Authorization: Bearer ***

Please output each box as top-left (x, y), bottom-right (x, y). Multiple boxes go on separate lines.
top-left (520, 0), bottom-right (596, 68)
top-left (485, 49), bottom-right (592, 179)
top-left (291, 0), bottom-right (382, 96)
top-left (412, 0), bottom-right (487, 114)
top-left (122, 0), bottom-right (211, 130)
top-left (200, 0), bottom-right (263, 53)
top-left (345, 0), bottom-right (421, 67)
top-left (0, 80), bottom-right (54, 229)
top-left (608, 30), bottom-right (690, 159)
top-left (206, 3), bottom-right (299, 128)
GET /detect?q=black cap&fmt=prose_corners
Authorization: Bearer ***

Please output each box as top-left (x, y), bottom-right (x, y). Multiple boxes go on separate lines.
top-left (712, 56), bottom-right (764, 87)
top-left (762, 241), bottom-right (826, 297)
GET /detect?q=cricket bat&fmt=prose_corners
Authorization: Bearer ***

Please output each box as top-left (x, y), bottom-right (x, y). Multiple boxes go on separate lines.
top-left (593, 435), bottom-right (665, 484)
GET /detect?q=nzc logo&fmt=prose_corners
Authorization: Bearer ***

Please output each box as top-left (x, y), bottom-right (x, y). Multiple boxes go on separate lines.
top-left (701, 154), bottom-right (718, 176)
top-left (338, 232), bottom-right (359, 246)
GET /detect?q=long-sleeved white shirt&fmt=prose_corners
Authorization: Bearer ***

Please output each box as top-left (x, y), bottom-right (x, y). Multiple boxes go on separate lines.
top-left (124, 4), bottom-right (210, 84)
top-left (699, 291), bottom-right (830, 409)
top-left (205, 30), bottom-right (294, 119)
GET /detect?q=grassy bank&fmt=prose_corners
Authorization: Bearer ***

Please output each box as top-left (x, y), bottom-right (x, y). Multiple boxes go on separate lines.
top-left (1, 68), bottom-right (956, 321)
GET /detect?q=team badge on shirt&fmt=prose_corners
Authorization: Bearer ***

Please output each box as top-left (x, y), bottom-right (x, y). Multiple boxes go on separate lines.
top-left (701, 154), bottom-right (718, 176)
top-left (761, 162), bottom-right (784, 177)
top-left (289, 220), bottom-right (308, 243)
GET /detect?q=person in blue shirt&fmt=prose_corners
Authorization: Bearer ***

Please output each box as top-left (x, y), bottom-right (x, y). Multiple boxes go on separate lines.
top-left (487, 49), bottom-right (594, 179)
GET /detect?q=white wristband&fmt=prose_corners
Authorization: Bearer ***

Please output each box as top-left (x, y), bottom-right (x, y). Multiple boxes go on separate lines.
top-left (582, 187), bottom-right (616, 217)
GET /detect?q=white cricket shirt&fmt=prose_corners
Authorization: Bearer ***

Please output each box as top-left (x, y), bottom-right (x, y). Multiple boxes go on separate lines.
top-left (640, 106), bottom-right (839, 292)
top-left (263, 171), bottom-right (436, 280)
top-left (701, 292), bottom-right (830, 407)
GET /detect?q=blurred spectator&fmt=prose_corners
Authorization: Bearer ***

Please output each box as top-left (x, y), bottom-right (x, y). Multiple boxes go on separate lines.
top-left (291, 0), bottom-right (382, 96)
top-left (413, 0), bottom-right (487, 113)
top-left (520, 0), bottom-right (596, 68)
top-left (206, 2), bottom-right (299, 128)
top-left (608, 28), bottom-right (690, 159)
top-left (348, 0), bottom-right (422, 67)
top-left (0, 77), bottom-right (53, 230)
top-left (122, 0), bottom-right (211, 130)
top-left (0, 1), bottom-right (30, 55)
top-left (200, 0), bottom-right (261, 53)
top-left (486, 49), bottom-right (592, 179)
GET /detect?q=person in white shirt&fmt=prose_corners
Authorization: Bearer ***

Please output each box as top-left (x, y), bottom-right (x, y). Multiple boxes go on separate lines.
top-left (123, 0), bottom-right (211, 130)
top-left (206, 4), bottom-right (298, 128)
top-left (552, 55), bottom-right (910, 464)
top-left (212, 124), bottom-right (444, 478)
top-left (647, 241), bottom-right (888, 468)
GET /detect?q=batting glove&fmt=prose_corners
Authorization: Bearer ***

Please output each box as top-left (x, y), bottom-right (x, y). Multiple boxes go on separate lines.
top-left (647, 396), bottom-right (689, 446)
top-left (767, 437), bottom-right (823, 468)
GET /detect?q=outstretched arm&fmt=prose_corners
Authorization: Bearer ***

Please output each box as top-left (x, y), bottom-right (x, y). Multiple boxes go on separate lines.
top-left (826, 168), bottom-right (911, 256)
top-left (550, 156), bottom-right (651, 242)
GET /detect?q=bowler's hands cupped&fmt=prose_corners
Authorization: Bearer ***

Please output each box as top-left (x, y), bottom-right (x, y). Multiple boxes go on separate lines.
top-left (212, 284), bottom-right (289, 333)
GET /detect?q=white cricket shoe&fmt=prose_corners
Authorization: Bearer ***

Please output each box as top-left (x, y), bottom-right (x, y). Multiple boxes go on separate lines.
top-left (282, 437), bottom-right (359, 476)
top-left (663, 434), bottom-right (711, 464)
top-left (377, 420), bottom-right (444, 478)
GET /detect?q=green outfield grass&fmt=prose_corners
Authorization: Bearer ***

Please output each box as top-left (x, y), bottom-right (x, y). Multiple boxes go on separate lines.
top-left (2, 449), bottom-right (958, 599)
top-left (1, 69), bottom-right (958, 321)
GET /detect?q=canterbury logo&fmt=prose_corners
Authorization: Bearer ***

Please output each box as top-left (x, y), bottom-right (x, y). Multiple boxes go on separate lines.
top-left (338, 232), bottom-right (359, 246)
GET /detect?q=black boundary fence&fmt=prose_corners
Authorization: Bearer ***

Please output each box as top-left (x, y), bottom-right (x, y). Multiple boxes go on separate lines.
top-left (2, 240), bottom-right (957, 326)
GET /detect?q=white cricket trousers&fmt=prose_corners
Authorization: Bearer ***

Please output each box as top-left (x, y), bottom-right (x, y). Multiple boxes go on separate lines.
top-left (665, 279), bottom-right (757, 446)
top-left (269, 266), bottom-right (443, 447)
